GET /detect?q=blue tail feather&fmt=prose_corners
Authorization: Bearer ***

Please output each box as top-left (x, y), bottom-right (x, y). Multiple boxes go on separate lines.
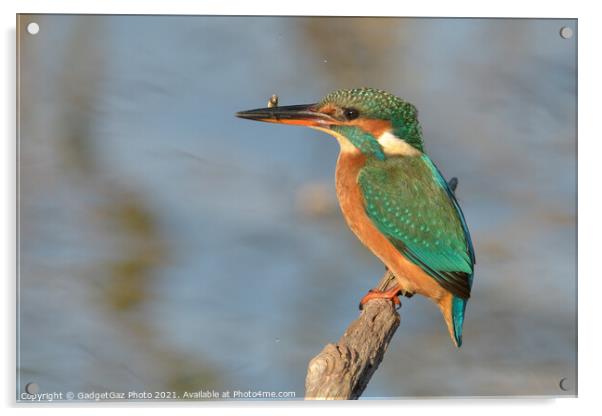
top-left (451, 296), bottom-right (467, 347)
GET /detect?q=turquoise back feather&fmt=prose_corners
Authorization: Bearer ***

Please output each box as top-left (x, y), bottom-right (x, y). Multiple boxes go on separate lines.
top-left (358, 155), bottom-right (475, 346)
top-left (423, 157), bottom-right (475, 347)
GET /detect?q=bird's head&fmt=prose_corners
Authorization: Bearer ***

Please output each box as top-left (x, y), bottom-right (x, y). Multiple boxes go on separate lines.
top-left (236, 88), bottom-right (424, 159)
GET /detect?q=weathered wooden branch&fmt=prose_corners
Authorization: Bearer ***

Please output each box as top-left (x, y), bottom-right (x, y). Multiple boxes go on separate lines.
top-left (304, 270), bottom-right (401, 400)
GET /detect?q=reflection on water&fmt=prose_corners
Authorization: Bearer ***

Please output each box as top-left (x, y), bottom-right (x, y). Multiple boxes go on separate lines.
top-left (18, 15), bottom-right (576, 399)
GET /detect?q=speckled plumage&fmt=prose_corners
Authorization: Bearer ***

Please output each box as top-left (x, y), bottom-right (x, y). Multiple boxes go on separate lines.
top-left (359, 155), bottom-right (473, 299)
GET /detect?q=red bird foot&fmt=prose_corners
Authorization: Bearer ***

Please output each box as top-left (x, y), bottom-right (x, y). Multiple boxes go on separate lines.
top-left (359, 285), bottom-right (402, 310)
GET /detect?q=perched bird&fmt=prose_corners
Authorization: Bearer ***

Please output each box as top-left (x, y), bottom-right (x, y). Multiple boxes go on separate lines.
top-left (236, 88), bottom-right (475, 347)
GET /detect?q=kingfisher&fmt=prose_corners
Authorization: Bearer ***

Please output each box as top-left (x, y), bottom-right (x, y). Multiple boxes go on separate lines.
top-left (236, 88), bottom-right (475, 347)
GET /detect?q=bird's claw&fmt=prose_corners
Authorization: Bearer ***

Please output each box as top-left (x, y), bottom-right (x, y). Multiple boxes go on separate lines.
top-left (358, 286), bottom-right (402, 310)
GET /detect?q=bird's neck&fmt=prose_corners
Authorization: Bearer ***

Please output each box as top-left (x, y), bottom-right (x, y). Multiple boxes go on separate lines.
top-left (391, 112), bottom-right (424, 152)
top-left (312, 123), bottom-right (424, 161)
top-left (330, 126), bottom-right (386, 160)
top-left (331, 126), bottom-right (423, 159)
top-left (377, 131), bottom-right (422, 157)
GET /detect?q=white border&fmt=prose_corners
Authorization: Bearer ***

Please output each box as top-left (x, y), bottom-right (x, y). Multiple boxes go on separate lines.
top-left (3, 1), bottom-right (599, 415)
top-left (3, 0), bottom-right (586, 17)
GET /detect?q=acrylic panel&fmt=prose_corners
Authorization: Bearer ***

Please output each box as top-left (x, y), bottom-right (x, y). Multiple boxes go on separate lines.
top-left (17, 15), bottom-right (577, 401)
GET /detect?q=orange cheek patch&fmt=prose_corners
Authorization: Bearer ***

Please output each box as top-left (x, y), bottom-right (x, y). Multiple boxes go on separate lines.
top-left (350, 119), bottom-right (392, 137)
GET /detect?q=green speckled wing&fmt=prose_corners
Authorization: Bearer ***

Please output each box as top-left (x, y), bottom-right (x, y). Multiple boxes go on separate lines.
top-left (358, 155), bottom-right (474, 299)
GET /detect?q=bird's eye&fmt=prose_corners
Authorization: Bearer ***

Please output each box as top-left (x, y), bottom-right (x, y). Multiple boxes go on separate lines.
top-left (343, 108), bottom-right (360, 120)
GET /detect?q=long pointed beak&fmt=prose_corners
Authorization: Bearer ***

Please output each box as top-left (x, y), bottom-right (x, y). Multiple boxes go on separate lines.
top-left (235, 103), bottom-right (337, 127)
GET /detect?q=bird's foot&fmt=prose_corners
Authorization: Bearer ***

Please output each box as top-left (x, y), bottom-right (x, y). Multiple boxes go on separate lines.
top-left (359, 285), bottom-right (402, 310)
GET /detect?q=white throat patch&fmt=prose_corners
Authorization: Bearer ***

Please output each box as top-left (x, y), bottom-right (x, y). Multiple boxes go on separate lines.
top-left (310, 126), bottom-right (359, 154)
top-left (377, 131), bottom-right (421, 157)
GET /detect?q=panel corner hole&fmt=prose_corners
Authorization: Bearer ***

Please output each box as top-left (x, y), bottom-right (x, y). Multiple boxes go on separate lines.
top-left (559, 26), bottom-right (573, 39)
top-left (27, 22), bottom-right (40, 35)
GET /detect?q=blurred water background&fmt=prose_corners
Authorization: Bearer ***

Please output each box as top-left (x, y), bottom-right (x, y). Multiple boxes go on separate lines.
top-left (17, 16), bottom-right (576, 399)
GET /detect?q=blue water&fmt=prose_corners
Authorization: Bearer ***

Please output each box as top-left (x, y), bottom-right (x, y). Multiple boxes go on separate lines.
top-left (18, 16), bottom-right (576, 399)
